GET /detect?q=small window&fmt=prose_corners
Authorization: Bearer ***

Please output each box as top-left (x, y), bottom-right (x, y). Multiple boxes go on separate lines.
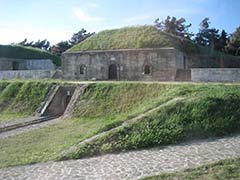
top-left (144, 65), bottom-right (151, 75)
top-left (12, 62), bottom-right (19, 70)
top-left (183, 56), bottom-right (187, 69)
top-left (79, 65), bottom-right (86, 75)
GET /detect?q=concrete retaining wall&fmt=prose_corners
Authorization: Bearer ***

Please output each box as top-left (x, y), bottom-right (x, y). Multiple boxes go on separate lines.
top-left (0, 58), bottom-right (55, 70)
top-left (0, 70), bottom-right (55, 80)
top-left (191, 68), bottom-right (240, 82)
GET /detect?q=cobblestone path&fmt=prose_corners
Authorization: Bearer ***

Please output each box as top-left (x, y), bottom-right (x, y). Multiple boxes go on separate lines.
top-left (1, 135), bottom-right (240, 180)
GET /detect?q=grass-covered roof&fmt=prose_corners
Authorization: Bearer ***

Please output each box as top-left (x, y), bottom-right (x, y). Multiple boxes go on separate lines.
top-left (69, 26), bottom-right (197, 54)
top-left (0, 45), bottom-right (61, 66)
top-left (69, 25), bottom-right (240, 61)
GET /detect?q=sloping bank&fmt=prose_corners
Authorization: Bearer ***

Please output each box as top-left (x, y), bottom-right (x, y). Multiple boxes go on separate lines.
top-left (60, 83), bottom-right (240, 160)
top-left (0, 81), bottom-right (56, 123)
top-left (0, 82), bottom-right (240, 168)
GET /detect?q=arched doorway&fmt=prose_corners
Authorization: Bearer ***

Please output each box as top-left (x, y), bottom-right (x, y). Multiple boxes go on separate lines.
top-left (109, 64), bottom-right (118, 80)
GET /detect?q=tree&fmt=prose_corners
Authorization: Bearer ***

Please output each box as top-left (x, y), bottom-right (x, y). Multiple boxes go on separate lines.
top-left (69, 28), bottom-right (95, 45)
top-left (154, 16), bottom-right (193, 39)
top-left (51, 28), bottom-right (95, 56)
top-left (50, 41), bottom-right (72, 56)
top-left (18, 39), bottom-right (51, 51)
top-left (226, 27), bottom-right (240, 56)
top-left (215, 30), bottom-right (229, 52)
top-left (195, 18), bottom-right (219, 53)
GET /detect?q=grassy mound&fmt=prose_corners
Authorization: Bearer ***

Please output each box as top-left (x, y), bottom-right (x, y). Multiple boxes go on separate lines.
top-left (0, 82), bottom-right (240, 168)
top-left (0, 45), bottom-right (61, 66)
top-left (0, 82), bottom-right (177, 167)
top-left (69, 26), bottom-right (197, 54)
top-left (144, 158), bottom-right (240, 180)
top-left (60, 84), bottom-right (240, 160)
top-left (0, 81), bottom-right (54, 123)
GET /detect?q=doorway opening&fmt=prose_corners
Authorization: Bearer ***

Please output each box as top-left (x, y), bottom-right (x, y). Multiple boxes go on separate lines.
top-left (109, 64), bottom-right (118, 80)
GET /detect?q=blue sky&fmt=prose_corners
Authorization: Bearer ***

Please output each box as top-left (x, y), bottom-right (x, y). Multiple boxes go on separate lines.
top-left (0, 0), bottom-right (239, 45)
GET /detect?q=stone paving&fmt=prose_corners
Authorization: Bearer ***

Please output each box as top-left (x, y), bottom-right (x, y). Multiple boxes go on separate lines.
top-left (1, 134), bottom-right (240, 180)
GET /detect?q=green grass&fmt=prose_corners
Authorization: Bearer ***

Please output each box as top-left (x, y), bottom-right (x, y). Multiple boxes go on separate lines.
top-left (143, 158), bottom-right (240, 180)
top-left (69, 26), bottom-right (197, 54)
top-left (69, 26), bottom-right (239, 57)
top-left (0, 83), bottom-right (177, 168)
top-left (60, 84), bottom-right (240, 160)
top-left (0, 113), bottom-right (29, 123)
top-left (0, 81), bottom-right (54, 123)
top-left (1, 82), bottom-right (240, 168)
top-left (0, 45), bottom-right (61, 66)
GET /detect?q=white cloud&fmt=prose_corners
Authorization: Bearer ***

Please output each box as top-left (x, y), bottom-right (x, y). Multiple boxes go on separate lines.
top-left (124, 15), bottom-right (152, 23)
top-left (73, 8), bottom-right (104, 23)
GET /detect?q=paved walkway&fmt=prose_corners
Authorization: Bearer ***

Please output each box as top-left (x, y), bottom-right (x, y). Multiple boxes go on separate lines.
top-left (1, 135), bottom-right (240, 180)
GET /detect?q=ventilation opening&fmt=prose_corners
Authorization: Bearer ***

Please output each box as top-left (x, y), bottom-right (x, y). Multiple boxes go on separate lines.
top-left (144, 65), bottom-right (151, 75)
top-left (80, 65), bottom-right (86, 75)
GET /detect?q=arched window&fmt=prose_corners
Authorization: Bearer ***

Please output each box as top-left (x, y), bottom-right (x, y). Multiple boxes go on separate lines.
top-left (144, 65), bottom-right (151, 75)
top-left (79, 65), bottom-right (86, 75)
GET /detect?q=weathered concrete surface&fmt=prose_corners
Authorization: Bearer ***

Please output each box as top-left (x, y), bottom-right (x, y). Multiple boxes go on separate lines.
top-left (0, 58), bottom-right (55, 71)
top-left (62, 48), bottom-right (186, 81)
top-left (42, 86), bottom-right (76, 116)
top-left (192, 68), bottom-right (240, 82)
top-left (63, 85), bottom-right (87, 118)
top-left (0, 135), bottom-right (240, 180)
top-left (0, 70), bottom-right (55, 80)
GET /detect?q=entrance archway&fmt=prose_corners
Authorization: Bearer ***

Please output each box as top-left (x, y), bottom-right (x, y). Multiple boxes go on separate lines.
top-left (109, 64), bottom-right (118, 80)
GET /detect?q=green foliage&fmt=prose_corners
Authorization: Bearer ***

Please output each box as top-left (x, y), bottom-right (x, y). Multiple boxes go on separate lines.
top-left (0, 81), bottom-right (53, 121)
top-left (61, 84), bottom-right (240, 160)
top-left (1, 82), bottom-right (240, 168)
top-left (69, 28), bottom-right (95, 45)
top-left (154, 16), bottom-right (193, 39)
top-left (18, 38), bottom-right (51, 51)
top-left (0, 45), bottom-right (61, 66)
top-left (226, 26), bottom-right (240, 56)
top-left (73, 83), bottom-right (178, 122)
top-left (143, 158), bottom-right (240, 180)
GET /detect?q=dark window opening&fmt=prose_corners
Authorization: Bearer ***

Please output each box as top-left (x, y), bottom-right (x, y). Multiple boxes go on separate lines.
top-left (80, 65), bottom-right (86, 75)
top-left (12, 62), bottom-right (19, 70)
top-left (144, 65), bottom-right (151, 75)
top-left (183, 56), bottom-right (187, 69)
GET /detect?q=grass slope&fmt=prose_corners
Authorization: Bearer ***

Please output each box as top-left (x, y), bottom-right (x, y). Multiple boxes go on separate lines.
top-left (0, 83), bottom-right (240, 168)
top-left (60, 84), bottom-right (240, 160)
top-left (0, 81), bottom-right (54, 123)
top-left (0, 83), bottom-right (176, 168)
top-left (0, 45), bottom-right (61, 66)
top-left (69, 25), bottom-right (238, 59)
top-left (144, 158), bottom-right (240, 180)
top-left (69, 26), bottom-right (197, 54)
